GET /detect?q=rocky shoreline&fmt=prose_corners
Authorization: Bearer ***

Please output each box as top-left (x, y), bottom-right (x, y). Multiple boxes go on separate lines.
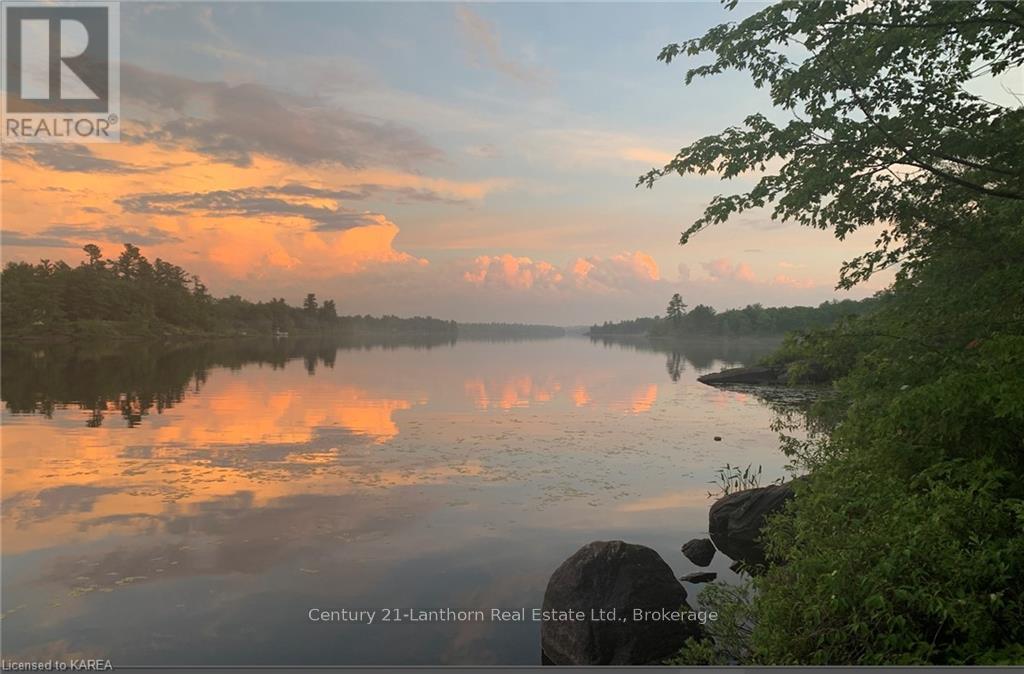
top-left (696, 362), bottom-right (829, 387)
top-left (697, 364), bottom-right (789, 386)
top-left (539, 364), bottom-right (803, 665)
top-left (540, 481), bottom-right (796, 665)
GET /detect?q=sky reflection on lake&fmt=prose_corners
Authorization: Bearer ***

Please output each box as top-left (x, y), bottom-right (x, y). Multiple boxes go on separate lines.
top-left (1, 336), bottom-right (787, 665)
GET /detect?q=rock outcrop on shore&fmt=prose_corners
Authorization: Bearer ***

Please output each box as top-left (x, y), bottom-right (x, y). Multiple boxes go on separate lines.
top-left (708, 483), bottom-right (796, 567)
top-left (697, 365), bottom-right (787, 386)
top-left (697, 362), bottom-right (830, 387)
top-left (540, 486), bottom-right (801, 663)
top-left (540, 540), bottom-right (700, 665)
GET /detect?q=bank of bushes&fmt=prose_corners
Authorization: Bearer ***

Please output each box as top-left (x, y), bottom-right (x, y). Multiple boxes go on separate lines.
top-left (643, 0), bottom-right (1024, 663)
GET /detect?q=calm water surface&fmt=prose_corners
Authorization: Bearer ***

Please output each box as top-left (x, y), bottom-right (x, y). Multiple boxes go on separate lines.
top-left (1, 336), bottom-right (786, 665)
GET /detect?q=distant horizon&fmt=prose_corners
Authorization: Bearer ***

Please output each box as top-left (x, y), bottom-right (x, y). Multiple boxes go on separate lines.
top-left (2, 2), bottom-right (921, 323)
top-left (6, 239), bottom-right (879, 330)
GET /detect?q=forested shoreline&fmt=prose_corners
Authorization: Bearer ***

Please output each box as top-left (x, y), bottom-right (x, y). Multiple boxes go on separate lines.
top-left (0, 243), bottom-right (459, 341)
top-left (589, 295), bottom-right (877, 339)
top-left (2, 243), bottom-right (853, 344)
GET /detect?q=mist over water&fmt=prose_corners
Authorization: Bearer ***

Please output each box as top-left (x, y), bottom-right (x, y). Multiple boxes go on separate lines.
top-left (2, 335), bottom-right (786, 665)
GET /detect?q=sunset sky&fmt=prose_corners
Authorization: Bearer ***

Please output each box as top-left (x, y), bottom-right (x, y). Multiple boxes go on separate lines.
top-left (1, 1), bottom-right (899, 324)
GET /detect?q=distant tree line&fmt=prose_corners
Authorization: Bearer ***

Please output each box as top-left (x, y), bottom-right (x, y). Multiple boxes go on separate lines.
top-left (457, 322), bottom-right (566, 339)
top-left (589, 293), bottom-right (878, 338)
top-left (587, 316), bottom-right (661, 337)
top-left (0, 244), bottom-right (457, 339)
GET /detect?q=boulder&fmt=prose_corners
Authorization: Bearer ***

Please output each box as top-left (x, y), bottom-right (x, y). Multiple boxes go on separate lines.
top-left (540, 540), bottom-right (700, 665)
top-left (708, 483), bottom-right (795, 567)
top-left (680, 538), bottom-right (715, 567)
top-left (679, 571), bottom-right (717, 584)
top-left (697, 365), bottom-right (786, 386)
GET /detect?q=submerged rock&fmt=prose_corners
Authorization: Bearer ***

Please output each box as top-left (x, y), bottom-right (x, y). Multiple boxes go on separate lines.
top-left (679, 571), bottom-right (717, 584)
top-left (697, 365), bottom-right (786, 386)
top-left (540, 540), bottom-right (700, 665)
top-left (680, 538), bottom-right (716, 567)
top-left (708, 483), bottom-right (796, 567)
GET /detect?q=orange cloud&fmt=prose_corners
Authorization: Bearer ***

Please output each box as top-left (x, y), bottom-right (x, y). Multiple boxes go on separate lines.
top-left (460, 250), bottom-right (661, 295)
top-left (700, 256), bottom-right (821, 290)
top-left (572, 258), bottom-right (594, 278)
top-left (1, 136), bottom-right (505, 284)
top-left (703, 257), bottom-right (755, 283)
top-left (462, 254), bottom-right (564, 289)
top-left (570, 251), bottom-right (661, 290)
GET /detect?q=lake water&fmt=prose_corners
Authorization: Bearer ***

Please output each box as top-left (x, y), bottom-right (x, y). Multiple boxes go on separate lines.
top-left (1, 335), bottom-right (788, 665)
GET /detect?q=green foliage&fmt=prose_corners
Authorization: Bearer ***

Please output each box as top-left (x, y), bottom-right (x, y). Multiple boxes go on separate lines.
top-left (750, 211), bottom-right (1024, 663)
top-left (640, 0), bottom-right (1024, 289)
top-left (666, 582), bottom-right (756, 665)
top-left (757, 461), bottom-right (1024, 664)
top-left (708, 462), bottom-right (779, 498)
top-left (641, 0), bottom-right (1024, 664)
top-left (0, 244), bottom-right (458, 340)
top-left (666, 293), bottom-right (687, 326)
top-left (588, 316), bottom-right (661, 337)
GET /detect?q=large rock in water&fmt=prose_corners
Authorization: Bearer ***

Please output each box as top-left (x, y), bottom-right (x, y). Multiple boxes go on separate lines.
top-left (679, 571), bottom-right (717, 584)
top-left (680, 538), bottom-right (716, 567)
top-left (540, 540), bottom-right (699, 665)
top-left (708, 483), bottom-right (795, 567)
